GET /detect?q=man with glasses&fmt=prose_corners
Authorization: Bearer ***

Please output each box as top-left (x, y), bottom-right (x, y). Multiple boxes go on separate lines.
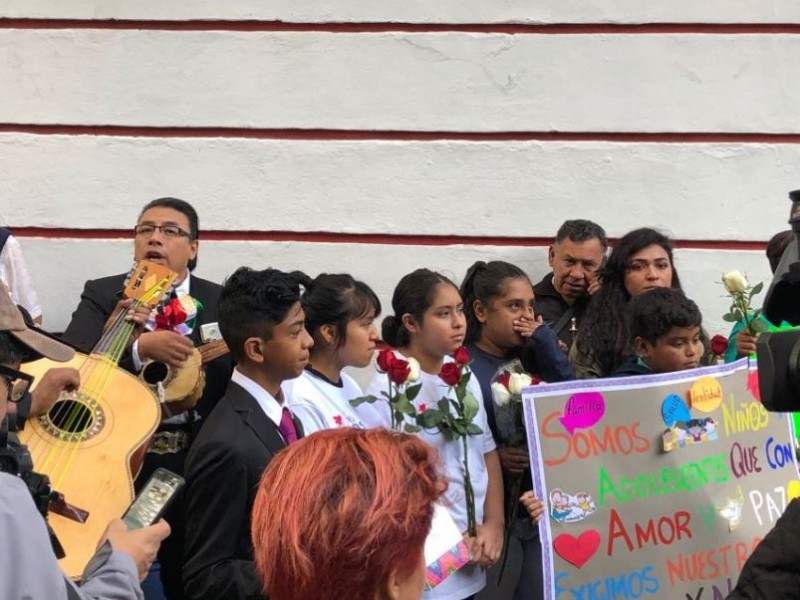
top-left (0, 280), bottom-right (171, 598)
top-left (63, 198), bottom-right (231, 600)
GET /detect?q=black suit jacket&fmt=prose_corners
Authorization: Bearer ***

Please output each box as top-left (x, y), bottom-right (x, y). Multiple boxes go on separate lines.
top-left (62, 272), bottom-right (231, 420)
top-left (182, 380), bottom-right (304, 600)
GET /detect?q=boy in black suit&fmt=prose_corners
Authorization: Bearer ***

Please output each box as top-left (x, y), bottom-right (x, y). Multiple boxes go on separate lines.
top-left (182, 267), bottom-right (313, 600)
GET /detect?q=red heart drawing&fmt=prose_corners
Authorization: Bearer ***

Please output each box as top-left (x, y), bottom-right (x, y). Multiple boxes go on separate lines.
top-left (747, 370), bottom-right (761, 402)
top-left (553, 530), bottom-right (601, 569)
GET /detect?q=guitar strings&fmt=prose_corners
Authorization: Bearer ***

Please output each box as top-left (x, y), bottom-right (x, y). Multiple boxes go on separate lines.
top-left (38, 302), bottom-right (142, 482)
top-left (33, 303), bottom-right (133, 461)
top-left (35, 277), bottom-right (172, 490)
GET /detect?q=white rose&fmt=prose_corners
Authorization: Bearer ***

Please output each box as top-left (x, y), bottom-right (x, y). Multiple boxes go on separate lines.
top-left (508, 373), bottom-right (533, 396)
top-left (491, 382), bottom-right (512, 407)
top-left (405, 357), bottom-right (421, 383)
top-left (722, 271), bottom-right (748, 294)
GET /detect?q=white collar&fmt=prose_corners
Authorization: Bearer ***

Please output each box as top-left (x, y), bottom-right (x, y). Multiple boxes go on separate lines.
top-left (174, 274), bottom-right (191, 296)
top-left (231, 368), bottom-right (284, 428)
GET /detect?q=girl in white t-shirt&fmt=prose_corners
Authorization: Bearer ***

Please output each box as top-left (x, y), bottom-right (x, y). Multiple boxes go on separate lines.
top-left (284, 273), bottom-right (384, 434)
top-left (364, 268), bottom-right (504, 600)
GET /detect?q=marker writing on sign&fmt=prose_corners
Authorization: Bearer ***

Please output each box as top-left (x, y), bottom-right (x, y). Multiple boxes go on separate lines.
top-left (555, 565), bottom-right (660, 599)
top-left (559, 392), bottom-right (605, 435)
top-left (665, 537), bottom-right (760, 586)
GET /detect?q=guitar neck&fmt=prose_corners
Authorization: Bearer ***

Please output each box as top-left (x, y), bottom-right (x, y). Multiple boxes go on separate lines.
top-left (199, 339), bottom-right (230, 363)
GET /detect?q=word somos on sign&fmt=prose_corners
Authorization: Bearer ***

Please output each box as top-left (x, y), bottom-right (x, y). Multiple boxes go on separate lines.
top-left (542, 411), bottom-right (650, 467)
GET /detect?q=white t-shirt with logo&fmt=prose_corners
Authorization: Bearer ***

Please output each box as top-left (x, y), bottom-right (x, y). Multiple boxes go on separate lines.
top-left (363, 354), bottom-right (496, 600)
top-left (284, 368), bottom-right (385, 436)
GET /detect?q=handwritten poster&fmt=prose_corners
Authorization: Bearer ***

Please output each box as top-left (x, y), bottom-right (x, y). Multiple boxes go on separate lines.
top-left (524, 359), bottom-right (800, 600)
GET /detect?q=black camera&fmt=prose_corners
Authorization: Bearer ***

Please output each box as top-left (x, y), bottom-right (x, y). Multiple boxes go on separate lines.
top-left (758, 190), bottom-right (800, 412)
top-left (0, 416), bottom-right (65, 558)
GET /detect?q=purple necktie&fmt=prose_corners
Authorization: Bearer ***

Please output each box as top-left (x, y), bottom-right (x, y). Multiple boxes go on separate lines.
top-left (279, 407), bottom-right (298, 445)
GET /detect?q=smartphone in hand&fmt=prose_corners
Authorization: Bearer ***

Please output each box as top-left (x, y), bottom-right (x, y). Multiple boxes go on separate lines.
top-left (122, 468), bottom-right (184, 529)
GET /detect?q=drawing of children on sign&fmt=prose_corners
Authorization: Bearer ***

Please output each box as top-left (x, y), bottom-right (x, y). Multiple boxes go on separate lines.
top-left (663, 417), bottom-right (718, 452)
top-left (549, 488), bottom-right (597, 523)
top-left (550, 489), bottom-right (571, 521)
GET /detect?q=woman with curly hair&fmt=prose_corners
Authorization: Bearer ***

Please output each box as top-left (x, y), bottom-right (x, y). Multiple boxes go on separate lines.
top-left (571, 227), bottom-right (711, 378)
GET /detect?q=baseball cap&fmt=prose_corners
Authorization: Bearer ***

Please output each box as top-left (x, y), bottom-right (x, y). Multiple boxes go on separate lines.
top-left (0, 280), bottom-right (74, 363)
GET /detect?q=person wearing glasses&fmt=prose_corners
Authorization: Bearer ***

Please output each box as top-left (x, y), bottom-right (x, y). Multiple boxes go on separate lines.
top-left (62, 198), bottom-right (232, 600)
top-left (0, 280), bottom-right (171, 599)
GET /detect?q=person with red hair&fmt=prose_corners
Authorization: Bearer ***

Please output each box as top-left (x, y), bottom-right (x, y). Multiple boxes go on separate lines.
top-left (251, 427), bottom-right (445, 600)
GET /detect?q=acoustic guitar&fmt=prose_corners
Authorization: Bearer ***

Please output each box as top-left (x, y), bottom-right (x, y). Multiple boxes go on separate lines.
top-left (19, 261), bottom-right (177, 578)
top-left (140, 338), bottom-right (230, 418)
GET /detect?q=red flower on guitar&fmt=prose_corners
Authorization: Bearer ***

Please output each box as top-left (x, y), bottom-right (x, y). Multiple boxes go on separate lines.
top-left (154, 296), bottom-right (188, 331)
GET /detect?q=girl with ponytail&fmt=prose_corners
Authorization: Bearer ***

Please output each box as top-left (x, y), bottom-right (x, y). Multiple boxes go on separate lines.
top-left (460, 260), bottom-right (571, 600)
top-left (367, 268), bottom-right (503, 600)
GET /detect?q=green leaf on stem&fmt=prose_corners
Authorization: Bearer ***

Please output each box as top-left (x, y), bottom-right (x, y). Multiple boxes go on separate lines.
top-left (406, 382), bottom-right (422, 402)
top-left (466, 423), bottom-right (483, 435)
top-left (349, 395), bottom-right (377, 407)
top-left (394, 394), bottom-right (416, 415)
top-left (403, 424), bottom-right (421, 433)
top-left (451, 421), bottom-right (467, 438)
top-left (463, 392), bottom-right (480, 422)
top-left (418, 409), bottom-right (445, 428)
top-left (750, 282), bottom-right (763, 296)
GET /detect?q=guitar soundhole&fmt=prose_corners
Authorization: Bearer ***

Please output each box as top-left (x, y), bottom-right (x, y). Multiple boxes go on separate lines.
top-left (38, 394), bottom-right (105, 441)
top-left (142, 362), bottom-right (170, 385)
top-left (49, 400), bottom-right (93, 433)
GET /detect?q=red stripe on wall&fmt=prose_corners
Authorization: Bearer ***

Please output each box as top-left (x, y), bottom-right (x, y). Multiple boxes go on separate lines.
top-left (6, 227), bottom-right (769, 250)
top-left (2, 124), bottom-right (800, 144)
top-left (3, 19), bottom-right (800, 34)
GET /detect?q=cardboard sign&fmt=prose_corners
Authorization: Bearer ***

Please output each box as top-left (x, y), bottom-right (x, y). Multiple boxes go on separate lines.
top-left (524, 359), bottom-right (799, 600)
top-left (424, 502), bottom-right (470, 589)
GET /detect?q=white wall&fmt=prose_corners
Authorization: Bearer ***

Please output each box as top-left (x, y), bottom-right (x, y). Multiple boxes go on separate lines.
top-left (3, 0), bottom-right (800, 23)
top-left (0, 3), bottom-right (795, 348)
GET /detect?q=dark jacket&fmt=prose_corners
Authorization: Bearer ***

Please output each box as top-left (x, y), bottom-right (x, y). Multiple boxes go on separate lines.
top-left (533, 272), bottom-right (591, 348)
top-left (727, 499), bottom-right (800, 599)
top-left (61, 272), bottom-right (231, 421)
top-left (182, 381), bottom-right (304, 600)
top-left (610, 357), bottom-right (653, 377)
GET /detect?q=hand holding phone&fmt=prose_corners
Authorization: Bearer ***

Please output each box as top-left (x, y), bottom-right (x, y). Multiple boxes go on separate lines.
top-left (102, 518), bottom-right (171, 582)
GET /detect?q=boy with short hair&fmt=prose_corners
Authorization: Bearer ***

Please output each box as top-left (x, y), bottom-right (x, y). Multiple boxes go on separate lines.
top-left (613, 287), bottom-right (703, 376)
top-left (182, 267), bottom-right (313, 600)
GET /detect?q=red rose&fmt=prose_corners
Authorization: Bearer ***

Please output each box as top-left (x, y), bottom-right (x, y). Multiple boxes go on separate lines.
top-left (387, 358), bottom-right (412, 385)
top-left (439, 362), bottom-right (462, 386)
top-left (376, 348), bottom-right (396, 373)
top-left (453, 346), bottom-right (470, 366)
top-left (531, 375), bottom-right (543, 386)
top-left (710, 335), bottom-right (729, 356)
top-left (497, 371), bottom-right (512, 389)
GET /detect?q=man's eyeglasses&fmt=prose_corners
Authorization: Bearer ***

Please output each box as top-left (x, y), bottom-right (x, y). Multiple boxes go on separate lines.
top-left (0, 365), bottom-right (34, 403)
top-left (134, 224), bottom-right (193, 240)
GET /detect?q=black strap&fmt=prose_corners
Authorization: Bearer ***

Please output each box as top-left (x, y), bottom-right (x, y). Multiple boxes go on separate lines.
top-left (0, 227), bottom-right (10, 255)
top-left (551, 305), bottom-right (577, 337)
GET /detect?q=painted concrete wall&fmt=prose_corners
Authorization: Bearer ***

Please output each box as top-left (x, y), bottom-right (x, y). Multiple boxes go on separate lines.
top-left (0, 4), bottom-right (795, 359)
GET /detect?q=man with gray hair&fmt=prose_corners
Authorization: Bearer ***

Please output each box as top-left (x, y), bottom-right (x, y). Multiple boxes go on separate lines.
top-left (533, 219), bottom-right (608, 349)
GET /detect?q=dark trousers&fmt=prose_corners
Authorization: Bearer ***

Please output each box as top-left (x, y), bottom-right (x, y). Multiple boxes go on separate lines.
top-left (135, 426), bottom-right (192, 600)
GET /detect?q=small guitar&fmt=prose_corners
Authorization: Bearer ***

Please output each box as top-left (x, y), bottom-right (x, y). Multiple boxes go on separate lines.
top-left (19, 260), bottom-right (177, 579)
top-left (140, 338), bottom-right (230, 418)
